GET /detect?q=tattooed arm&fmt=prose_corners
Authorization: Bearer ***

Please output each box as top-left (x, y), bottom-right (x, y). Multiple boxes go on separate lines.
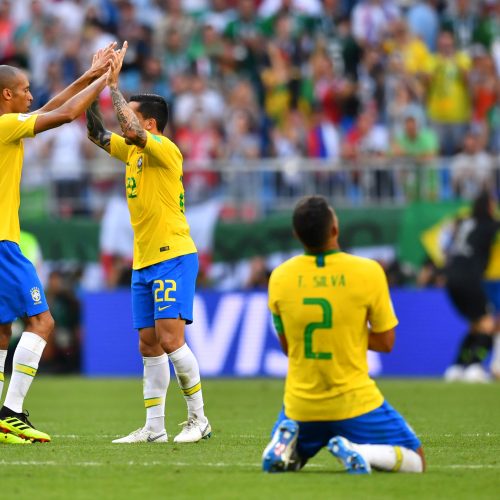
top-left (109, 86), bottom-right (147, 148)
top-left (105, 41), bottom-right (147, 148)
top-left (86, 100), bottom-right (112, 153)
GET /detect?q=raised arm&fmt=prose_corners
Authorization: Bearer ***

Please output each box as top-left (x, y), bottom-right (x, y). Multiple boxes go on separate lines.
top-left (33, 71), bottom-right (109, 134)
top-left (109, 86), bottom-right (147, 148)
top-left (86, 100), bottom-right (112, 153)
top-left (34, 42), bottom-right (116, 114)
top-left (107, 42), bottom-right (147, 148)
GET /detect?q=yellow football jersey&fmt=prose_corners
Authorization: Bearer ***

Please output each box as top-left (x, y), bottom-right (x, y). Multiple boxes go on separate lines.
top-left (110, 132), bottom-right (196, 270)
top-left (268, 250), bottom-right (398, 421)
top-left (427, 52), bottom-right (471, 123)
top-left (0, 113), bottom-right (38, 244)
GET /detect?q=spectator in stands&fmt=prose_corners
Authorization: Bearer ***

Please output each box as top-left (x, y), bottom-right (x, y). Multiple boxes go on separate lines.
top-left (9, 0), bottom-right (500, 267)
top-left (156, 27), bottom-right (191, 81)
top-left (174, 72), bottom-right (225, 127)
top-left (469, 46), bottom-right (497, 132)
top-left (187, 19), bottom-right (234, 81)
top-left (153, 0), bottom-right (196, 54)
top-left (440, 0), bottom-right (480, 52)
top-left (306, 103), bottom-right (341, 161)
top-left (138, 56), bottom-right (169, 96)
top-left (261, 42), bottom-right (294, 126)
top-left (0, 0), bottom-right (16, 63)
top-left (40, 118), bottom-right (92, 217)
top-left (487, 80), bottom-right (500, 154)
top-left (303, 48), bottom-right (359, 130)
top-left (392, 111), bottom-right (439, 200)
top-left (387, 81), bottom-right (426, 137)
top-left (425, 30), bottom-right (472, 156)
top-left (46, 0), bottom-right (86, 36)
top-left (224, 0), bottom-right (267, 87)
top-left (351, 0), bottom-right (400, 48)
top-left (176, 109), bottom-right (223, 201)
top-left (342, 109), bottom-right (389, 162)
top-left (225, 109), bottom-right (260, 161)
top-left (306, 102), bottom-right (342, 197)
top-left (407, 0), bottom-right (440, 52)
top-left (342, 109), bottom-right (391, 200)
top-left (271, 110), bottom-right (307, 195)
top-left (451, 130), bottom-right (493, 200)
top-left (258, 0), bottom-right (322, 36)
top-left (201, 0), bottom-right (235, 35)
top-left (392, 112), bottom-right (439, 163)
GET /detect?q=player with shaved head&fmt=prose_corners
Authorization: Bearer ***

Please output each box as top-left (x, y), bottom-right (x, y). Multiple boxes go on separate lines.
top-left (0, 43), bottom-right (120, 445)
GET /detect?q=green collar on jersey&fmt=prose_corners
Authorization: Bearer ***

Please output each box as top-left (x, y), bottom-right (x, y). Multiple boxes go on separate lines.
top-left (304, 249), bottom-right (341, 268)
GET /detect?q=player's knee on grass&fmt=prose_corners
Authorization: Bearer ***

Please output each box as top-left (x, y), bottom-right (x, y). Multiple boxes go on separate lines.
top-left (353, 443), bottom-right (424, 473)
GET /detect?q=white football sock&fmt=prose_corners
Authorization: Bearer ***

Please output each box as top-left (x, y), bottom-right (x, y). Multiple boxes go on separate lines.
top-left (4, 332), bottom-right (46, 413)
top-left (0, 349), bottom-right (7, 403)
top-left (143, 354), bottom-right (169, 433)
top-left (352, 443), bottom-right (423, 473)
top-left (168, 343), bottom-right (206, 421)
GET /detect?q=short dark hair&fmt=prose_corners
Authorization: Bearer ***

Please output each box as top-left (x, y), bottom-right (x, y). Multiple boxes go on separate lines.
top-left (129, 94), bottom-right (169, 132)
top-left (0, 65), bottom-right (22, 91)
top-left (293, 195), bottom-right (334, 249)
top-left (472, 190), bottom-right (493, 221)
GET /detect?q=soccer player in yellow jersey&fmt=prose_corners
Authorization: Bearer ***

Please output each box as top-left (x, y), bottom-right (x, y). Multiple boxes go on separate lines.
top-left (262, 196), bottom-right (425, 474)
top-left (86, 47), bottom-right (210, 444)
top-left (0, 44), bottom-right (117, 444)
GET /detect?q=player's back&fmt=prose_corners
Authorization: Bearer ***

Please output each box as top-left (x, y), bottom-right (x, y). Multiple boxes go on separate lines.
top-left (268, 251), bottom-right (398, 421)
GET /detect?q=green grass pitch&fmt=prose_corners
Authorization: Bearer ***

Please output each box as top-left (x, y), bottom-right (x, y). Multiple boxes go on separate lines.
top-left (1, 378), bottom-right (500, 499)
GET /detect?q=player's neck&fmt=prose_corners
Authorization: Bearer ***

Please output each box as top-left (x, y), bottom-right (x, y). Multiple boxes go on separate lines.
top-left (0, 103), bottom-right (13, 115)
top-left (304, 242), bottom-right (341, 255)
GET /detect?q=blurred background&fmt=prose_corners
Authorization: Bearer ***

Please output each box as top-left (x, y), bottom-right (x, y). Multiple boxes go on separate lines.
top-left (5, 0), bottom-right (500, 376)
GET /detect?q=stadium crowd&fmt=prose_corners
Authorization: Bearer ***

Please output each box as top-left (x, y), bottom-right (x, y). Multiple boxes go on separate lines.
top-left (6, 0), bottom-right (500, 374)
top-left (3, 0), bottom-right (500, 212)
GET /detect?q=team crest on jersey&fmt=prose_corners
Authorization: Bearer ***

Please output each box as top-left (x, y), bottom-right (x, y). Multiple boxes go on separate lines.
top-left (137, 156), bottom-right (143, 172)
top-left (30, 287), bottom-right (42, 305)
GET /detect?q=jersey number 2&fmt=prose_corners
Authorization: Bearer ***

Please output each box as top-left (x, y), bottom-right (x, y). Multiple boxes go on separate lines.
top-left (303, 298), bottom-right (333, 360)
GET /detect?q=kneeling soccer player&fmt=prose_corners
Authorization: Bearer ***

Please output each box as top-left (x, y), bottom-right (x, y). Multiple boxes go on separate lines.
top-left (262, 196), bottom-right (425, 474)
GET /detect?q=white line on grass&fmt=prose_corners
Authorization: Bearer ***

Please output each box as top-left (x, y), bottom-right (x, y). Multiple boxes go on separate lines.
top-left (51, 434), bottom-right (260, 440)
top-left (2, 460), bottom-right (499, 470)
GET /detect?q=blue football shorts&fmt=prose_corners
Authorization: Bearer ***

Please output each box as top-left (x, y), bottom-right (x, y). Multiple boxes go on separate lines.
top-left (483, 280), bottom-right (500, 313)
top-left (0, 240), bottom-right (49, 324)
top-left (131, 253), bottom-right (198, 329)
top-left (271, 400), bottom-right (421, 460)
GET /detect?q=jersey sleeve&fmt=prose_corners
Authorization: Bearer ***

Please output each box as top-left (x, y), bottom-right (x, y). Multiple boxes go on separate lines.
top-left (367, 261), bottom-right (399, 333)
top-left (110, 133), bottom-right (130, 163)
top-left (143, 132), bottom-right (182, 168)
top-left (0, 113), bottom-right (37, 143)
top-left (268, 268), bottom-right (285, 335)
